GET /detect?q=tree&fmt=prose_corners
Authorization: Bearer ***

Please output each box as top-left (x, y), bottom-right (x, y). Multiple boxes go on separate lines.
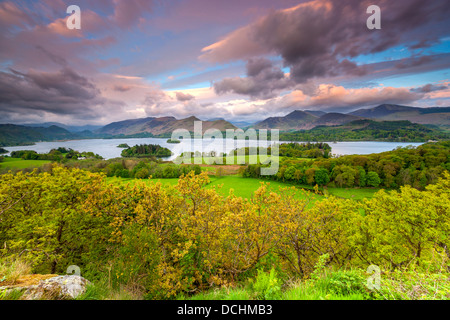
top-left (366, 171), bottom-right (381, 188)
top-left (356, 167), bottom-right (366, 187)
top-left (315, 168), bottom-right (330, 186)
top-left (349, 173), bottom-right (450, 269)
top-left (283, 166), bottom-right (297, 181)
top-left (305, 168), bottom-right (317, 185)
top-left (135, 168), bottom-right (149, 179)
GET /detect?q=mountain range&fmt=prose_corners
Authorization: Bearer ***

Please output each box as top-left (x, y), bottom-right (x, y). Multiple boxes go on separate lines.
top-left (253, 104), bottom-right (450, 131)
top-left (97, 116), bottom-right (237, 136)
top-left (0, 104), bottom-right (449, 147)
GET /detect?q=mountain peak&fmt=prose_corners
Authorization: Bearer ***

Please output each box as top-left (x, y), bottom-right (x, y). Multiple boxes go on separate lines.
top-left (184, 115), bottom-right (201, 121)
top-left (286, 110), bottom-right (309, 118)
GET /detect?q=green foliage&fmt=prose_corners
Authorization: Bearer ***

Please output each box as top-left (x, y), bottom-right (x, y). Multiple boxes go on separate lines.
top-left (9, 148), bottom-right (102, 162)
top-left (243, 141), bottom-right (450, 190)
top-left (1, 165), bottom-right (449, 300)
top-left (372, 269), bottom-right (450, 300)
top-left (309, 254), bottom-right (330, 282)
top-left (0, 124), bottom-right (76, 147)
top-left (366, 171), bottom-right (381, 187)
top-left (315, 168), bottom-right (330, 186)
top-left (279, 120), bottom-right (450, 142)
top-left (277, 142), bottom-right (331, 158)
top-left (315, 269), bottom-right (368, 297)
top-left (121, 144), bottom-right (172, 158)
top-left (249, 268), bottom-right (281, 300)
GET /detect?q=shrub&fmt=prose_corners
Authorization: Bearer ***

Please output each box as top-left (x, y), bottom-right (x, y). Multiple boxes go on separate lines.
top-left (249, 268), bottom-right (281, 300)
top-left (0, 258), bottom-right (32, 286)
top-left (135, 168), bottom-right (149, 179)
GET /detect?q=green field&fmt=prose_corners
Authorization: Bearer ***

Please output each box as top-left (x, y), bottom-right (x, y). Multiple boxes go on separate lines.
top-left (0, 158), bottom-right (51, 169)
top-left (1, 157), bottom-right (379, 201)
top-left (108, 175), bottom-right (322, 202)
top-left (324, 187), bottom-right (382, 200)
top-left (108, 174), bottom-right (381, 201)
top-left (174, 155), bottom-right (289, 165)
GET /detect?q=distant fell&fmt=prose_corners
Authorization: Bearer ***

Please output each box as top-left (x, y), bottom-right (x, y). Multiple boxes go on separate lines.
top-left (97, 116), bottom-right (237, 136)
top-left (349, 104), bottom-right (450, 127)
top-left (254, 110), bottom-right (318, 130)
top-left (0, 124), bottom-right (76, 147)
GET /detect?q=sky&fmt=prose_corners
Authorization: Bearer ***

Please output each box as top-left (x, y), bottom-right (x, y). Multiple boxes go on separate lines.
top-left (0, 0), bottom-right (449, 125)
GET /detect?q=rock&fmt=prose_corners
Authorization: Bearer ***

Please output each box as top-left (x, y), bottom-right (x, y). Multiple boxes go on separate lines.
top-left (1, 275), bottom-right (90, 300)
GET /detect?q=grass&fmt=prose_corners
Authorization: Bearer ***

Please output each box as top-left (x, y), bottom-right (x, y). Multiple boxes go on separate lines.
top-left (324, 187), bottom-right (382, 200)
top-left (0, 259), bottom-right (33, 286)
top-left (107, 175), bottom-right (323, 202)
top-left (175, 155), bottom-right (282, 165)
top-left (0, 157), bottom-right (50, 169)
top-left (2, 157), bottom-right (376, 202)
top-left (177, 267), bottom-right (371, 301)
top-left (108, 174), bottom-right (380, 201)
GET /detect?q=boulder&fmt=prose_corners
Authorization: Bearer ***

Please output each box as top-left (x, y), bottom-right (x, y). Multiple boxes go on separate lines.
top-left (1, 275), bottom-right (90, 300)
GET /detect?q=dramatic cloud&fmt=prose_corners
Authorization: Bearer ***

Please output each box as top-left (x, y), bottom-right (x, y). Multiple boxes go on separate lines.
top-left (0, 67), bottom-right (124, 122)
top-left (202, 0), bottom-right (450, 95)
top-left (214, 58), bottom-right (292, 99)
top-left (261, 84), bottom-right (425, 114)
top-left (411, 83), bottom-right (448, 93)
top-left (0, 0), bottom-right (448, 124)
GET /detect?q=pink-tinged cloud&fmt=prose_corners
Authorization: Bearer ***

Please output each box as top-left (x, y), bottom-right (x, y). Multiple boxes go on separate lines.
top-left (0, 67), bottom-right (125, 123)
top-left (0, 1), bottom-right (34, 28)
top-left (110, 0), bottom-right (154, 28)
top-left (281, 84), bottom-right (424, 111)
top-left (214, 58), bottom-right (292, 99)
top-left (148, 0), bottom-right (304, 33)
top-left (201, 0), bottom-right (450, 85)
top-left (46, 17), bottom-right (83, 38)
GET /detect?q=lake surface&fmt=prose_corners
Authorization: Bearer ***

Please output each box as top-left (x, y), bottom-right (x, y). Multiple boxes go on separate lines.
top-left (3, 138), bottom-right (424, 160)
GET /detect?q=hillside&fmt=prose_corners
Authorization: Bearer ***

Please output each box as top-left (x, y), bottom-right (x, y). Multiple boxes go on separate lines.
top-left (279, 119), bottom-right (450, 142)
top-left (349, 104), bottom-right (450, 127)
top-left (253, 105), bottom-right (450, 131)
top-left (254, 110), bottom-right (318, 130)
top-left (254, 110), bottom-right (363, 130)
top-left (22, 122), bottom-right (102, 133)
top-left (0, 124), bottom-right (77, 147)
top-left (97, 116), bottom-right (237, 136)
top-left (313, 113), bottom-right (363, 126)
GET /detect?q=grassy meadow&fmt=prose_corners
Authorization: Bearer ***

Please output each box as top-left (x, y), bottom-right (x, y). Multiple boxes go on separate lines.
top-left (107, 173), bottom-right (380, 201)
top-left (0, 157), bottom-right (51, 170)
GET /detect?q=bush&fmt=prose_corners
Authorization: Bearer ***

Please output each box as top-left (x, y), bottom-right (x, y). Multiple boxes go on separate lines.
top-left (370, 269), bottom-right (450, 300)
top-left (249, 268), bottom-right (281, 300)
top-left (135, 168), bottom-right (149, 179)
top-left (316, 269), bottom-right (368, 297)
top-left (0, 258), bottom-right (32, 286)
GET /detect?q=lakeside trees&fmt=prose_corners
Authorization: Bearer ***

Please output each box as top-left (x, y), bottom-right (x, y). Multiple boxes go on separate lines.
top-left (121, 144), bottom-right (172, 158)
top-left (8, 148), bottom-right (102, 162)
top-left (278, 120), bottom-right (450, 142)
top-left (244, 141), bottom-right (450, 190)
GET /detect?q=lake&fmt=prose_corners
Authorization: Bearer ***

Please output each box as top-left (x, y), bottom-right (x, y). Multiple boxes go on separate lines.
top-left (2, 138), bottom-right (424, 160)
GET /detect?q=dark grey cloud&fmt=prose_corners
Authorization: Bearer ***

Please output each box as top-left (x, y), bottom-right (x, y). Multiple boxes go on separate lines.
top-left (0, 67), bottom-right (123, 122)
top-left (113, 84), bottom-right (133, 92)
top-left (214, 58), bottom-right (293, 99)
top-left (411, 83), bottom-right (448, 93)
top-left (204, 0), bottom-right (450, 96)
top-left (175, 91), bottom-right (195, 101)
